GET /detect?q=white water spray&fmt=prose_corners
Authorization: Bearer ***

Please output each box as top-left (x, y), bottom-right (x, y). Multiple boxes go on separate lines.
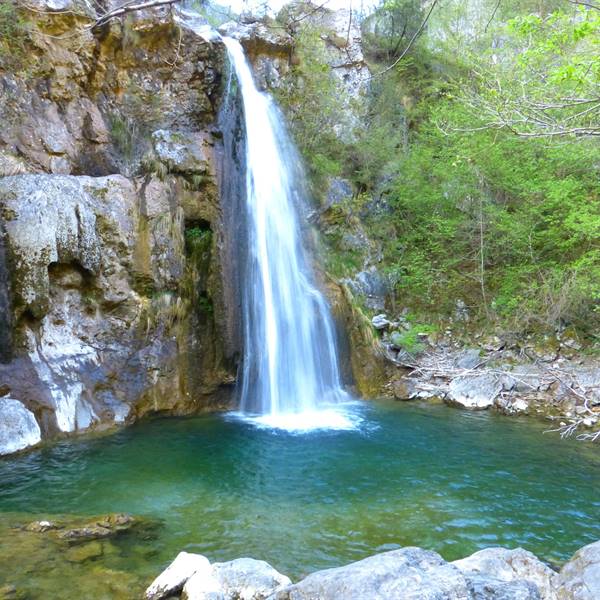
top-left (222, 38), bottom-right (354, 430)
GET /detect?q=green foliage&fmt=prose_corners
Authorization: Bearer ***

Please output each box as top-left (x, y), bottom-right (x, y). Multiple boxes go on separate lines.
top-left (185, 227), bottom-right (212, 257)
top-left (273, 25), bottom-right (348, 185)
top-left (442, 5), bottom-right (600, 137)
top-left (275, 0), bottom-right (600, 338)
top-left (0, 0), bottom-right (29, 69)
top-left (108, 114), bottom-right (137, 161)
top-left (390, 323), bottom-right (436, 354)
top-left (361, 0), bottom-right (425, 61)
top-left (383, 101), bottom-right (600, 333)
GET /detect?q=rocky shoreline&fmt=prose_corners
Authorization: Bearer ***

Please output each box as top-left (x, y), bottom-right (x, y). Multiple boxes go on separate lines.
top-left (365, 311), bottom-right (600, 442)
top-left (145, 539), bottom-right (600, 600)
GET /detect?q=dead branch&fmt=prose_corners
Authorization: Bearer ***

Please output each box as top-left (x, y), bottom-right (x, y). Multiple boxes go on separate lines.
top-left (90, 0), bottom-right (181, 29)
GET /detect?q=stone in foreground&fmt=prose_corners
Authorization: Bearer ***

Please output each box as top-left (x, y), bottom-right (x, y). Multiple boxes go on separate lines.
top-left (453, 547), bottom-right (557, 600)
top-left (146, 552), bottom-right (212, 600)
top-left (212, 558), bottom-right (291, 599)
top-left (271, 547), bottom-right (468, 600)
top-left (147, 553), bottom-right (290, 600)
top-left (554, 540), bottom-right (600, 600)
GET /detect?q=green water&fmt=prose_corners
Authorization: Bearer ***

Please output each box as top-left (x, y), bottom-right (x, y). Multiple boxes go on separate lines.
top-left (0, 400), bottom-right (599, 597)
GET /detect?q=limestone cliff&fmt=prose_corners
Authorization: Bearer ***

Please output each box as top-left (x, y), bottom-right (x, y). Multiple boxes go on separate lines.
top-left (0, 1), bottom-right (237, 454)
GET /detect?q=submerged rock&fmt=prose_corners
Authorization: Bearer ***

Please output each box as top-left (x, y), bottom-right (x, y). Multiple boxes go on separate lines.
top-left (272, 547), bottom-right (468, 600)
top-left (58, 514), bottom-right (152, 542)
top-left (554, 540), bottom-right (600, 599)
top-left (64, 540), bottom-right (104, 563)
top-left (0, 397), bottom-right (41, 455)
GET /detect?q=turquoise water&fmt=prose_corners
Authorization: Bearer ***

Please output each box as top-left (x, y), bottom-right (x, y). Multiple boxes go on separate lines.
top-left (0, 400), bottom-right (599, 594)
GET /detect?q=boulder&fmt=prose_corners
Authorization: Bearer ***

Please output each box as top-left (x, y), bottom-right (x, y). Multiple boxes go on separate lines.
top-left (146, 552), bottom-right (212, 600)
top-left (554, 540), bottom-right (600, 599)
top-left (272, 547), bottom-right (469, 600)
top-left (446, 374), bottom-right (502, 410)
top-left (212, 557), bottom-right (291, 599)
top-left (465, 573), bottom-right (542, 599)
top-left (455, 348), bottom-right (482, 370)
top-left (0, 397), bottom-right (41, 455)
top-left (453, 547), bottom-right (557, 600)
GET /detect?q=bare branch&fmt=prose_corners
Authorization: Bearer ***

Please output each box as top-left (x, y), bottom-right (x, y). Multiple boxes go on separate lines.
top-left (485, 0), bottom-right (502, 33)
top-left (371, 0), bottom-right (440, 78)
top-left (566, 0), bottom-right (600, 11)
top-left (90, 0), bottom-right (181, 29)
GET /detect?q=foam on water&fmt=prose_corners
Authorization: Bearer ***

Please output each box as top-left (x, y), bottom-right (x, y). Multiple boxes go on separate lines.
top-left (227, 403), bottom-right (364, 433)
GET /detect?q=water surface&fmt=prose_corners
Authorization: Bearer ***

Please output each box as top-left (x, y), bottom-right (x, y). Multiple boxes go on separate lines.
top-left (0, 400), bottom-right (599, 597)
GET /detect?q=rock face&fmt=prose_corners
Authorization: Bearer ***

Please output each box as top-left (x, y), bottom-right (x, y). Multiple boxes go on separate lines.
top-left (0, 396), bottom-right (41, 454)
top-left (555, 540), bottom-right (600, 599)
top-left (0, 6), bottom-right (238, 453)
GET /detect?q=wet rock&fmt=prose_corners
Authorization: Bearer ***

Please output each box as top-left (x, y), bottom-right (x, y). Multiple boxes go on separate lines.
top-left (272, 547), bottom-right (468, 600)
top-left (453, 547), bottom-right (556, 600)
top-left (212, 557), bottom-right (291, 599)
top-left (446, 375), bottom-right (502, 410)
top-left (146, 551), bottom-right (212, 600)
top-left (218, 20), bottom-right (293, 57)
top-left (554, 539), bottom-right (600, 599)
top-left (0, 397), bottom-right (41, 455)
top-left (24, 520), bottom-right (57, 533)
top-left (58, 513), bottom-right (143, 542)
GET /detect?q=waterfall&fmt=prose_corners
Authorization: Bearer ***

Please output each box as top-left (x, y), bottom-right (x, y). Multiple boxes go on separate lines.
top-left (222, 38), bottom-right (353, 429)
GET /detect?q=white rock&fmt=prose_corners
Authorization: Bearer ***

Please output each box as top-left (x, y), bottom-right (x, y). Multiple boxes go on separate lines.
top-left (554, 539), bottom-right (600, 600)
top-left (182, 568), bottom-right (223, 600)
top-left (446, 375), bottom-right (502, 410)
top-left (213, 557), bottom-right (291, 599)
top-left (272, 547), bottom-right (468, 600)
top-left (453, 547), bottom-right (557, 600)
top-left (145, 552), bottom-right (212, 600)
top-left (371, 314), bottom-right (390, 330)
top-left (0, 397), bottom-right (41, 455)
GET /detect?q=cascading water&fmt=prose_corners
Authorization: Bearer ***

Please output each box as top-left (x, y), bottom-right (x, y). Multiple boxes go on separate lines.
top-left (222, 38), bottom-right (354, 430)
